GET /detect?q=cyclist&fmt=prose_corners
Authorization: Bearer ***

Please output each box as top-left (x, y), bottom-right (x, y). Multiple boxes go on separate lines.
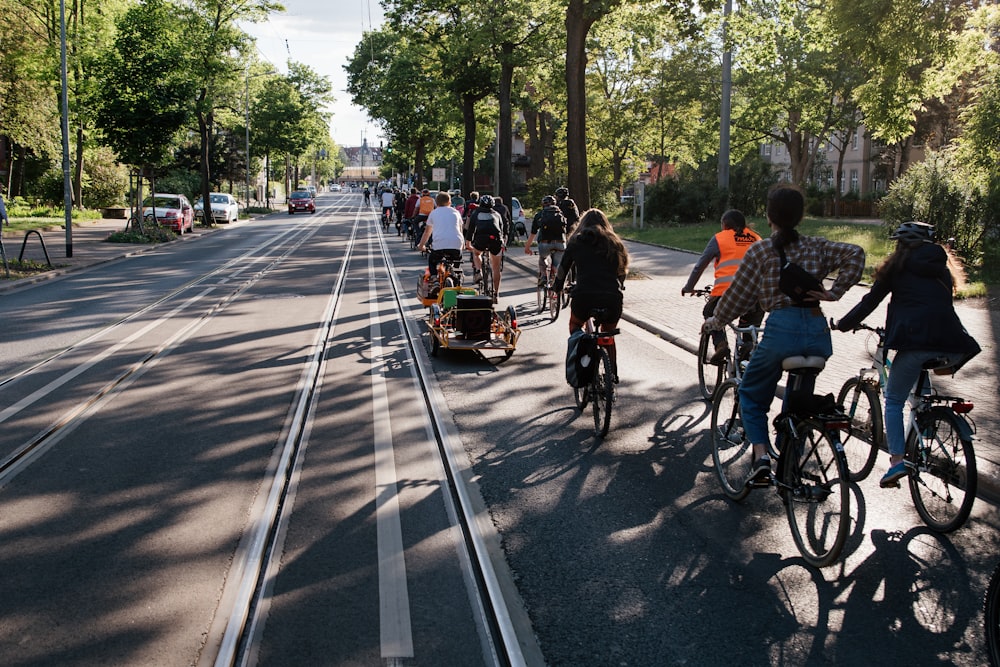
top-left (466, 194), bottom-right (505, 303)
top-left (394, 187), bottom-right (406, 234)
top-left (493, 196), bottom-right (512, 243)
top-left (702, 185), bottom-right (865, 485)
top-left (682, 209), bottom-right (763, 364)
top-left (555, 186), bottom-right (580, 235)
top-left (380, 187), bottom-right (396, 226)
top-left (402, 187), bottom-right (420, 238)
top-left (833, 221), bottom-right (980, 488)
top-left (553, 208), bottom-right (629, 378)
top-left (524, 195), bottom-right (568, 285)
top-left (413, 188), bottom-right (436, 241)
top-left (363, 186), bottom-right (371, 206)
top-left (418, 191), bottom-right (465, 274)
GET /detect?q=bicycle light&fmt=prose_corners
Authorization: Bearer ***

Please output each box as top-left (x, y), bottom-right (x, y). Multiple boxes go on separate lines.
top-left (952, 401), bottom-right (974, 414)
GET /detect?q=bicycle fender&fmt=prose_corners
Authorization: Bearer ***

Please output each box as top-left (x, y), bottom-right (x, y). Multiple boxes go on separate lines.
top-left (927, 406), bottom-right (975, 440)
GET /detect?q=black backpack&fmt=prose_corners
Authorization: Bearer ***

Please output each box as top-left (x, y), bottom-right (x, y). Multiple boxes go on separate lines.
top-left (540, 207), bottom-right (566, 238)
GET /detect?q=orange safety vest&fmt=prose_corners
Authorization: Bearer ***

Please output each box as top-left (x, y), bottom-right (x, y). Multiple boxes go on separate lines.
top-left (417, 195), bottom-right (435, 215)
top-left (711, 228), bottom-right (761, 296)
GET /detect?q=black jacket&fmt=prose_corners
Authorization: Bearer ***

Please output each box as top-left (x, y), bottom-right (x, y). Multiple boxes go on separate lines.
top-left (837, 243), bottom-right (980, 369)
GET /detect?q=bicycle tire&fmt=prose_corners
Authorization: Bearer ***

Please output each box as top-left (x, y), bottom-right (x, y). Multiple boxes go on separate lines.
top-left (562, 265), bottom-right (575, 308)
top-left (592, 346), bottom-right (613, 437)
top-left (480, 260), bottom-right (493, 299)
top-left (710, 379), bottom-right (751, 501)
top-left (836, 377), bottom-right (882, 481)
top-left (781, 419), bottom-right (850, 567)
top-left (548, 284), bottom-right (561, 321)
top-left (536, 278), bottom-right (546, 314)
top-left (906, 407), bottom-right (977, 532)
top-left (697, 332), bottom-right (725, 401)
top-left (574, 384), bottom-right (589, 411)
top-left (984, 559), bottom-right (1000, 667)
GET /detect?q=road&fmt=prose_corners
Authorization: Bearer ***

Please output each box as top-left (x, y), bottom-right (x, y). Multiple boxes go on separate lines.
top-left (0, 192), bottom-right (996, 666)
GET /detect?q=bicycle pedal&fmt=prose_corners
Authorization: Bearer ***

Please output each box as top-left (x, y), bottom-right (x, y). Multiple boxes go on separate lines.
top-left (746, 474), bottom-right (774, 490)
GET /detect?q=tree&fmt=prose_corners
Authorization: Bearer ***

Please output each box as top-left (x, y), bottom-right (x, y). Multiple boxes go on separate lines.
top-left (186, 0), bottom-right (280, 224)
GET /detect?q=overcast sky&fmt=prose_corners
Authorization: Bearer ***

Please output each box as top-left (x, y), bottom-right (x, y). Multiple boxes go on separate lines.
top-left (244, 0), bottom-right (386, 149)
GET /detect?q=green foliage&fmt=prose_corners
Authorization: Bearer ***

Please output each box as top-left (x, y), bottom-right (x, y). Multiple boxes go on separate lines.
top-left (879, 149), bottom-right (999, 262)
top-left (106, 226), bottom-right (176, 244)
top-left (83, 147), bottom-right (130, 208)
top-left (153, 170), bottom-right (202, 202)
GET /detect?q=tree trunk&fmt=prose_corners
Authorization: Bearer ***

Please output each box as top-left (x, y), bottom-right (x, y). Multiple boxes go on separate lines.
top-left (565, 1), bottom-right (594, 210)
top-left (497, 44), bottom-right (514, 206)
top-left (74, 125), bottom-right (84, 208)
top-left (462, 94), bottom-right (477, 198)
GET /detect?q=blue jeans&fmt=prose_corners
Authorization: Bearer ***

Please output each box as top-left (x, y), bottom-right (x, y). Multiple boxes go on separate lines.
top-left (738, 307), bottom-right (832, 446)
top-left (884, 349), bottom-right (954, 456)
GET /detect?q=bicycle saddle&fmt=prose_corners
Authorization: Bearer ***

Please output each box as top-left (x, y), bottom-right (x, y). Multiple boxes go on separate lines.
top-left (782, 355), bottom-right (826, 371)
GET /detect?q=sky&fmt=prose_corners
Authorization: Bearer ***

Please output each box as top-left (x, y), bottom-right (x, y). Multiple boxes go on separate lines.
top-left (243, 0), bottom-right (386, 150)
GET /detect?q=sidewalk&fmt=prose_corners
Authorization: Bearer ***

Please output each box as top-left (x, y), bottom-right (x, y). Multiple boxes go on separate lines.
top-left (4, 222), bottom-right (999, 503)
top-left (505, 240), bottom-right (1000, 505)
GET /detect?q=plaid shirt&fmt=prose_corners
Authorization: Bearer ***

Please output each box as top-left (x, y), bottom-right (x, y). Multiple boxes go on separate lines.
top-left (708, 235), bottom-right (865, 327)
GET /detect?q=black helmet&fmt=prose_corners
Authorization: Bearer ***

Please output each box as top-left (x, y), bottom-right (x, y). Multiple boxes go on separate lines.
top-left (542, 195), bottom-right (556, 206)
top-left (890, 221), bottom-right (935, 246)
top-left (555, 187), bottom-right (569, 198)
top-left (478, 194), bottom-right (494, 209)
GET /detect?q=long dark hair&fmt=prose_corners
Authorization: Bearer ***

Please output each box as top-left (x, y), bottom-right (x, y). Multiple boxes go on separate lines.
top-left (572, 208), bottom-right (630, 278)
top-left (767, 185), bottom-right (804, 249)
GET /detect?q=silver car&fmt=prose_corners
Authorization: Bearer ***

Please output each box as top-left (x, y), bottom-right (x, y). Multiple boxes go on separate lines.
top-left (194, 193), bottom-right (239, 224)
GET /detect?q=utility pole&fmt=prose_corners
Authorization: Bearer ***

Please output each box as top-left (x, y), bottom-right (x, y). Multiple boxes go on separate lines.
top-left (718, 0), bottom-right (733, 199)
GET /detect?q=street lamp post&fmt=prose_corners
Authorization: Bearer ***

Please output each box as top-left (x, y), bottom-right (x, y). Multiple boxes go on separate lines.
top-left (245, 68), bottom-right (252, 209)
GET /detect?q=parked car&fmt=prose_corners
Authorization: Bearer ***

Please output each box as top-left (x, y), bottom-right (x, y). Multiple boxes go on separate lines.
top-left (306, 185), bottom-right (317, 197)
top-left (330, 183), bottom-right (342, 192)
top-left (141, 194), bottom-right (194, 233)
top-left (193, 192), bottom-right (239, 224)
top-left (288, 190), bottom-right (316, 214)
top-left (511, 196), bottom-right (527, 236)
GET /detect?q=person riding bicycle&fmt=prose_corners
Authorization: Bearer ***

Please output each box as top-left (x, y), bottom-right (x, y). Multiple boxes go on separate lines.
top-left (553, 208), bottom-right (629, 379)
top-left (363, 186), bottom-right (371, 206)
top-left (418, 191), bottom-right (466, 276)
top-left (394, 187), bottom-right (406, 232)
top-left (402, 187), bottom-right (420, 237)
top-left (466, 194), bottom-right (505, 303)
top-left (381, 187), bottom-right (396, 225)
top-left (555, 186), bottom-right (581, 235)
top-left (702, 185), bottom-right (865, 485)
top-left (682, 209), bottom-right (764, 364)
top-left (833, 221), bottom-right (980, 488)
top-left (525, 195), bottom-right (568, 285)
top-left (413, 188), bottom-right (436, 241)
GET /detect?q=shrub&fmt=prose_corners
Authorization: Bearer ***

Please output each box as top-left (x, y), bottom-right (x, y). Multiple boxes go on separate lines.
top-left (879, 149), bottom-right (999, 263)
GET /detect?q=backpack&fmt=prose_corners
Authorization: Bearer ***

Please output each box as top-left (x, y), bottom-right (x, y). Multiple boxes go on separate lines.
top-left (566, 329), bottom-right (596, 388)
top-left (474, 210), bottom-right (502, 238)
top-left (540, 207), bottom-right (565, 238)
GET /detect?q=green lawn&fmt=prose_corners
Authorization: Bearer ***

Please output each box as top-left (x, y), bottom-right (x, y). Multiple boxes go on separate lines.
top-left (612, 215), bottom-right (989, 297)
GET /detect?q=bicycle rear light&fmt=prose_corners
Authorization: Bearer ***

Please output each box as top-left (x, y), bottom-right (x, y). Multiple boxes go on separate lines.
top-left (952, 401), bottom-right (974, 414)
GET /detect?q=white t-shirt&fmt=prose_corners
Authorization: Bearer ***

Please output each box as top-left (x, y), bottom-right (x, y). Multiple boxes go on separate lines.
top-left (381, 191), bottom-right (395, 208)
top-left (426, 206), bottom-right (465, 250)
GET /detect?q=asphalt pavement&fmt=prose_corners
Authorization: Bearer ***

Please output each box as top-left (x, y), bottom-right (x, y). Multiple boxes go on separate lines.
top-left (4, 215), bottom-right (999, 504)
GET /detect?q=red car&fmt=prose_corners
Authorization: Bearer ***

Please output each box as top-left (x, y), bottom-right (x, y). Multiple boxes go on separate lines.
top-left (141, 194), bottom-right (195, 233)
top-left (288, 190), bottom-right (315, 214)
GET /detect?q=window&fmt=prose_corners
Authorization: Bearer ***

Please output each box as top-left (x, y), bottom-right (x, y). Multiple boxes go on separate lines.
top-left (852, 131), bottom-right (859, 150)
top-left (840, 171), bottom-right (847, 193)
top-left (762, 143), bottom-right (772, 156)
top-left (850, 169), bottom-right (859, 193)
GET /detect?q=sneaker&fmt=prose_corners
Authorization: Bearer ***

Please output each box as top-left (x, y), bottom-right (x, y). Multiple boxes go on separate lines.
top-left (492, 295), bottom-right (499, 305)
top-left (708, 343), bottom-right (730, 365)
top-left (880, 461), bottom-right (910, 488)
top-left (748, 456), bottom-right (772, 485)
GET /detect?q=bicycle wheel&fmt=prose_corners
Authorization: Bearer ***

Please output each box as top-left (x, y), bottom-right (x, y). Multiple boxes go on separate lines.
top-left (984, 560), bottom-right (1000, 667)
top-left (574, 384), bottom-right (589, 411)
top-left (836, 377), bottom-right (882, 481)
top-left (591, 347), bottom-right (613, 437)
top-left (697, 332), bottom-right (725, 401)
top-left (781, 420), bottom-right (849, 567)
top-left (536, 277), bottom-right (546, 314)
top-left (711, 379), bottom-right (751, 501)
top-left (906, 407), bottom-right (977, 532)
top-left (548, 283), bottom-right (561, 321)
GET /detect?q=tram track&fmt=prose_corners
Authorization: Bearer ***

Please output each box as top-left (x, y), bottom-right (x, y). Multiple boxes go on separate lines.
top-left (217, 206), bottom-right (530, 666)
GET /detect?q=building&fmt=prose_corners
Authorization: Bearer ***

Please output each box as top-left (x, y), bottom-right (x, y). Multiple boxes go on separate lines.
top-left (338, 138), bottom-right (382, 184)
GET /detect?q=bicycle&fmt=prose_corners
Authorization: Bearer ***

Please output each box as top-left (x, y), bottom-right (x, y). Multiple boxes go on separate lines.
top-left (535, 248), bottom-right (562, 321)
top-left (691, 286), bottom-right (761, 400)
top-left (711, 355), bottom-right (851, 567)
top-left (381, 207), bottom-right (392, 231)
top-left (837, 323), bottom-right (977, 531)
top-left (572, 308), bottom-right (619, 438)
top-left (985, 559), bottom-right (1000, 666)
